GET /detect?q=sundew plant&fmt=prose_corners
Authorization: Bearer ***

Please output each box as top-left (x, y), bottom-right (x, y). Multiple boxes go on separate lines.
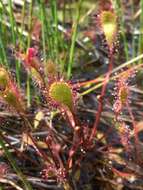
top-left (0, 0), bottom-right (143, 190)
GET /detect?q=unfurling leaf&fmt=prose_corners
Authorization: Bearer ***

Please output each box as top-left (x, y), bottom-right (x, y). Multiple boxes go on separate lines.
top-left (45, 60), bottom-right (57, 78)
top-left (0, 67), bottom-right (25, 112)
top-left (2, 86), bottom-right (25, 113)
top-left (0, 68), bottom-right (9, 90)
top-left (30, 67), bottom-right (44, 87)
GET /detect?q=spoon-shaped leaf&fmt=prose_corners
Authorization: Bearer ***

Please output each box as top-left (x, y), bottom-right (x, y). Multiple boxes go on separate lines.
top-left (100, 10), bottom-right (117, 48)
top-left (49, 81), bottom-right (73, 111)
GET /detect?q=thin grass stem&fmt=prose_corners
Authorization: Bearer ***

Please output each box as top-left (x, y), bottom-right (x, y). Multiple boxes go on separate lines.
top-left (67, 0), bottom-right (83, 79)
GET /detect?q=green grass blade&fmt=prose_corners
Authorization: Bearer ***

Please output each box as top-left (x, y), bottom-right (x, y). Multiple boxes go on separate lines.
top-left (67, 0), bottom-right (83, 79)
top-left (115, 0), bottom-right (129, 61)
top-left (138, 0), bottom-right (143, 56)
top-left (19, 0), bottom-right (27, 50)
top-left (26, 0), bottom-right (34, 107)
top-left (0, 28), bottom-right (8, 66)
top-left (50, 0), bottom-right (59, 64)
top-left (40, 0), bottom-right (47, 63)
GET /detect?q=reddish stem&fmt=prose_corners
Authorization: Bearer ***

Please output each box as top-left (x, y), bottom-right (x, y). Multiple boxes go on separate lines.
top-left (89, 49), bottom-right (113, 143)
top-left (73, 77), bottom-right (102, 88)
top-left (126, 101), bottom-right (140, 163)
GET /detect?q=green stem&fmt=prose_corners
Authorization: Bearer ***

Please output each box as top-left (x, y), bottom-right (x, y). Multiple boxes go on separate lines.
top-left (115, 0), bottom-right (129, 61)
top-left (50, 0), bottom-right (59, 64)
top-left (67, 0), bottom-right (83, 79)
top-left (19, 0), bottom-right (27, 50)
top-left (40, 0), bottom-right (47, 64)
top-left (26, 0), bottom-right (34, 107)
top-left (138, 0), bottom-right (143, 58)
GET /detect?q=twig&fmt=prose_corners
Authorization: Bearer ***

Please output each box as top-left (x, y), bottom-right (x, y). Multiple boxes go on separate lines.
top-left (0, 178), bottom-right (23, 190)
